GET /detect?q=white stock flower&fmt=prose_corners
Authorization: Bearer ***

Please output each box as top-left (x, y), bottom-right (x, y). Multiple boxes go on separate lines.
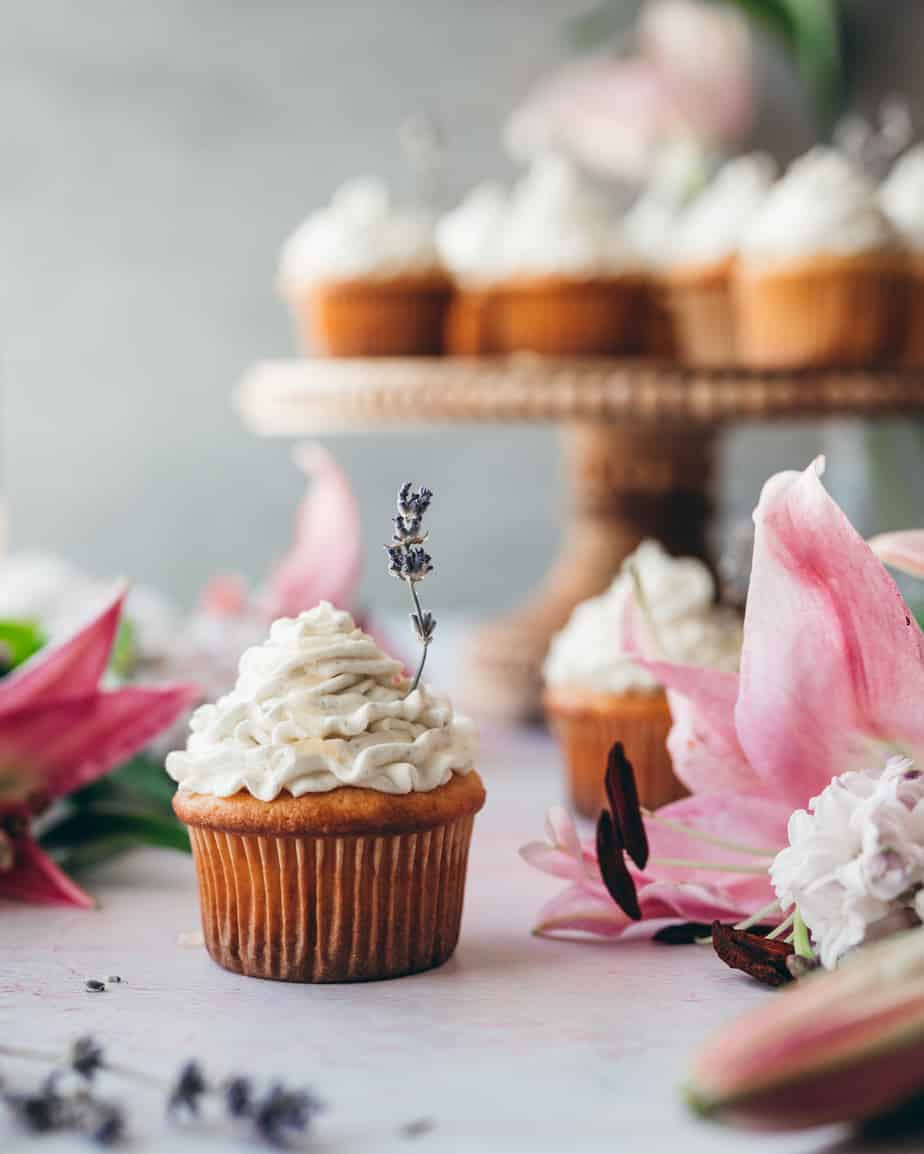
top-left (770, 757), bottom-right (924, 969)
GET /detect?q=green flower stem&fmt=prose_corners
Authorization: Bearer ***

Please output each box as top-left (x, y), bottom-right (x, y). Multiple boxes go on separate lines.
top-left (793, 907), bottom-right (815, 960)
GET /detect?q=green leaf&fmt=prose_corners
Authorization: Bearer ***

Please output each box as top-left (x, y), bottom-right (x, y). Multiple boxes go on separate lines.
top-left (0, 619), bottom-right (46, 672)
top-left (109, 616), bottom-right (136, 680)
top-left (72, 754), bottom-right (176, 813)
top-left (728, 0), bottom-right (846, 133)
top-left (49, 834), bottom-right (141, 876)
top-left (40, 807), bottom-right (190, 855)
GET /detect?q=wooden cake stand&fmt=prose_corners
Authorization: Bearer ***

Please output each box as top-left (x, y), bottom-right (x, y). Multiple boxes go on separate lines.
top-left (237, 357), bottom-right (924, 721)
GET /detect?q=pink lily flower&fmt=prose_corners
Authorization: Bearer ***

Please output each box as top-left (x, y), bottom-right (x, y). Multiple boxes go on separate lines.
top-left (0, 589), bottom-right (198, 908)
top-left (523, 458), bottom-right (924, 937)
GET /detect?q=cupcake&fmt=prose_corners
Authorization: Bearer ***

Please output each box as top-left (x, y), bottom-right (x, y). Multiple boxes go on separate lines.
top-left (622, 190), bottom-right (681, 358)
top-left (735, 148), bottom-right (904, 369)
top-left (880, 145), bottom-right (924, 366)
top-left (167, 602), bottom-right (484, 983)
top-left (438, 156), bottom-right (642, 356)
top-left (435, 181), bottom-right (507, 355)
top-left (663, 154), bottom-right (777, 366)
top-left (278, 179), bottom-right (451, 357)
top-left (543, 541), bottom-right (741, 818)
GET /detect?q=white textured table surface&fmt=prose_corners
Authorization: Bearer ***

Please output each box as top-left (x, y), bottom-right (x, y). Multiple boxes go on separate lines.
top-left (0, 720), bottom-right (905, 1153)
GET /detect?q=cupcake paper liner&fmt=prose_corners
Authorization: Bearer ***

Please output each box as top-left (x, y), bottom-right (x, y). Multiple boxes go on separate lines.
top-left (899, 258), bottom-right (924, 367)
top-left (734, 253), bottom-right (906, 369)
top-left (545, 689), bottom-right (685, 818)
top-left (188, 815), bottom-right (476, 983)
top-left (664, 260), bottom-right (736, 367)
top-left (285, 275), bottom-right (451, 357)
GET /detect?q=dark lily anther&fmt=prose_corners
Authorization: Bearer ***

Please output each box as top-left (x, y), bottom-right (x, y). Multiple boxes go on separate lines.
top-left (596, 809), bottom-right (642, 920)
top-left (604, 743), bottom-right (649, 869)
top-left (224, 1075), bottom-right (254, 1119)
top-left (385, 482), bottom-right (438, 693)
top-left (167, 1061), bottom-right (208, 1117)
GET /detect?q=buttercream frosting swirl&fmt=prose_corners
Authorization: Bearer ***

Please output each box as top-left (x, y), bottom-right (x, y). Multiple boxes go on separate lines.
top-left (671, 153), bottom-right (778, 265)
top-left (166, 603), bottom-right (477, 799)
top-left (740, 147), bottom-right (895, 263)
top-left (436, 181), bottom-right (508, 283)
top-left (880, 145), bottom-right (924, 250)
top-left (543, 541), bottom-right (742, 694)
top-left (279, 179), bottom-right (441, 285)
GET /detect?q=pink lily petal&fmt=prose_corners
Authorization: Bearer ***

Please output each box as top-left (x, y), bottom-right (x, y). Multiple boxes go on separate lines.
top-left (200, 574), bottom-right (250, 617)
top-left (545, 804), bottom-right (583, 859)
top-left (519, 842), bottom-right (586, 882)
top-left (0, 684), bottom-right (199, 801)
top-left (621, 594), bottom-right (759, 796)
top-left (533, 882), bottom-right (634, 937)
top-left (868, 530), bottom-right (924, 580)
top-left (0, 586), bottom-right (125, 718)
top-left (261, 442), bottom-right (362, 620)
top-left (738, 460), bottom-right (924, 801)
top-left (0, 838), bottom-right (93, 907)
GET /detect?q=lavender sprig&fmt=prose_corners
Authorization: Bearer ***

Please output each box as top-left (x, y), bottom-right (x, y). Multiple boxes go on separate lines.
top-left (386, 482), bottom-right (437, 693)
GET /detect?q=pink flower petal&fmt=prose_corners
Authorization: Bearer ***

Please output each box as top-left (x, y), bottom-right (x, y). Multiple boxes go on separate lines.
top-left (0, 683), bottom-right (199, 801)
top-left (0, 586), bottom-right (125, 717)
top-left (261, 443), bottom-right (362, 620)
top-left (200, 574), bottom-right (250, 617)
top-left (519, 841), bottom-right (586, 882)
top-left (868, 530), bottom-right (924, 580)
top-left (545, 804), bottom-right (582, 859)
top-left (533, 883), bottom-right (634, 938)
top-left (738, 460), bottom-right (924, 804)
top-left (0, 838), bottom-right (93, 907)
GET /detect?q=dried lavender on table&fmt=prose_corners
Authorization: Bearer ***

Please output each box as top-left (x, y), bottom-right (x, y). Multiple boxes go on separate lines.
top-left (1, 1035), bottom-right (323, 1148)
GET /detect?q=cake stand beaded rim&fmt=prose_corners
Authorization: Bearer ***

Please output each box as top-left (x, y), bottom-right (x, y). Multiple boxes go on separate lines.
top-left (237, 357), bottom-right (924, 435)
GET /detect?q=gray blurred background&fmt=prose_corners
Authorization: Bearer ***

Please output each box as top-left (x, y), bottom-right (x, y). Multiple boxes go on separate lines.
top-left (1, 0), bottom-right (921, 615)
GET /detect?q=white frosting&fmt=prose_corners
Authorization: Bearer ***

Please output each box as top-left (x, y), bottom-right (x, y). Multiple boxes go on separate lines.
top-left (741, 148), bottom-right (895, 263)
top-left (279, 179), bottom-right (441, 284)
top-left (436, 182), bottom-right (508, 283)
top-left (500, 155), bottom-right (632, 276)
top-left (671, 153), bottom-right (778, 265)
top-left (543, 541), bottom-right (742, 694)
top-left (166, 603), bottom-right (477, 799)
top-left (623, 194), bottom-right (683, 270)
top-left (881, 145), bottom-right (924, 250)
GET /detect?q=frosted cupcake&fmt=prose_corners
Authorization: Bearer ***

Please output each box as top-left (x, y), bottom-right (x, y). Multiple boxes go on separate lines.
top-left (735, 149), bottom-right (904, 368)
top-left (168, 602), bottom-right (484, 983)
top-left (543, 541), bottom-right (741, 817)
top-left (881, 145), bottom-right (924, 365)
top-left (278, 179), bottom-right (451, 356)
top-left (623, 190), bottom-right (682, 358)
top-left (436, 182), bottom-right (507, 354)
top-left (664, 154), bottom-right (777, 366)
top-left (495, 155), bottom-right (643, 354)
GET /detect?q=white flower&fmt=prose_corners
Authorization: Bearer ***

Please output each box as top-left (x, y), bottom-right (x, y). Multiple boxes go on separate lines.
top-left (770, 757), bottom-right (924, 969)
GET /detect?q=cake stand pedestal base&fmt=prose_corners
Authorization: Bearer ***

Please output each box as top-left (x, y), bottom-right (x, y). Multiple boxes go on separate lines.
top-left (461, 422), bottom-right (716, 720)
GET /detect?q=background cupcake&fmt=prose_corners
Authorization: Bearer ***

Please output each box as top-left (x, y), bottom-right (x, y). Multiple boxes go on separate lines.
top-left (735, 148), bottom-right (904, 369)
top-left (169, 602), bottom-right (485, 983)
top-left (278, 178), bottom-right (451, 356)
top-left (664, 153), bottom-right (777, 366)
top-left (880, 145), bottom-right (924, 366)
top-left (440, 155), bottom-right (643, 356)
top-left (436, 181), bottom-right (508, 354)
top-left (543, 541), bottom-right (741, 818)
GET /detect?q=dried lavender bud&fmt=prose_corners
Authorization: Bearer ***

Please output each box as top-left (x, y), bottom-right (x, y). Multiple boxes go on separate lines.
top-left (86, 1101), bottom-right (125, 1147)
top-left (167, 1061), bottom-right (208, 1117)
top-left (3, 1088), bottom-right (59, 1133)
top-left (224, 1075), bottom-right (253, 1119)
top-left (106, 976), bottom-right (122, 984)
top-left (253, 1084), bottom-right (323, 1148)
top-left (84, 979), bottom-right (106, 993)
top-left (71, 1036), bottom-right (105, 1080)
top-left (401, 1117), bottom-right (435, 1138)
top-left (385, 482), bottom-right (438, 693)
